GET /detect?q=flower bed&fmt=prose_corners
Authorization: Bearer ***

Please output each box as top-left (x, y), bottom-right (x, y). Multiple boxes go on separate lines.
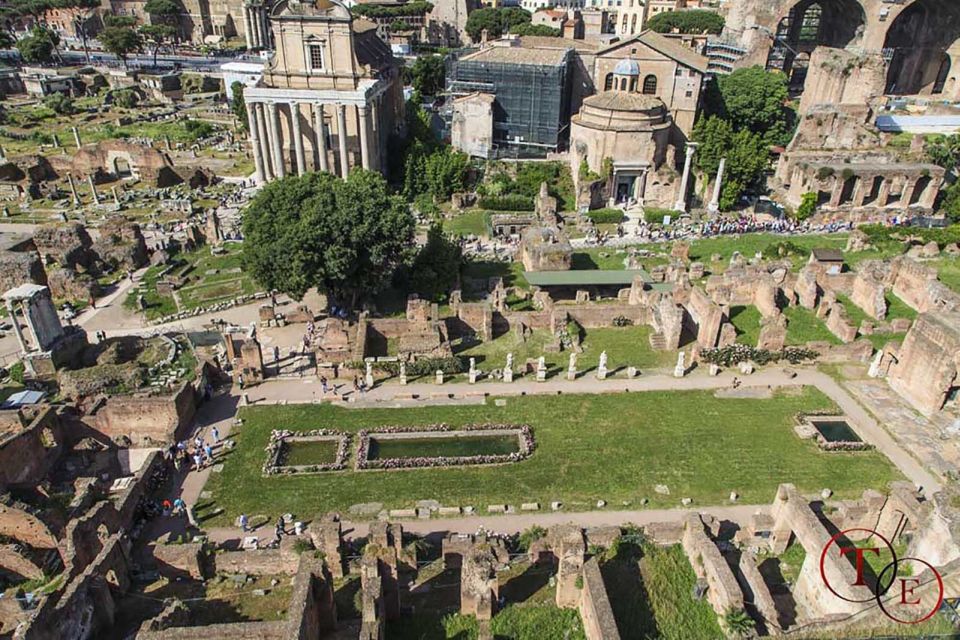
top-left (263, 429), bottom-right (351, 475)
top-left (355, 423), bottom-right (535, 470)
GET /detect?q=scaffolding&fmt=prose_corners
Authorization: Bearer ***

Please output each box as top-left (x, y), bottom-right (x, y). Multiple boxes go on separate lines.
top-left (447, 48), bottom-right (573, 153)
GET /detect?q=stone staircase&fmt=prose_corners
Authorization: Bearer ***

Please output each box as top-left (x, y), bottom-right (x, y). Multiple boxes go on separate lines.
top-left (649, 332), bottom-right (667, 350)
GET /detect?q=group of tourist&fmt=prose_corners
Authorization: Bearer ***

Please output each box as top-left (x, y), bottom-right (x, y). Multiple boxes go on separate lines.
top-left (166, 426), bottom-right (221, 472)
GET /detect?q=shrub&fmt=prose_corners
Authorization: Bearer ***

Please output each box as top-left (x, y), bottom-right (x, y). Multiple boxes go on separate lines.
top-left (517, 525), bottom-right (546, 551)
top-left (292, 538), bottom-right (315, 553)
top-left (795, 191), bottom-right (817, 221)
top-left (761, 241), bottom-right (809, 260)
top-left (612, 315), bottom-right (633, 327)
top-left (353, 356), bottom-right (466, 377)
top-left (478, 195), bottom-right (535, 211)
top-left (585, 208), bottom-right (625, 224)
top-left (8, 361), bottom-right (24, 384)
top-left (700, 345), bottom-right (819, 367)
top-left (111, 89), bottom-right (138, 108)
top-left (643, 207), bottom-right (674, 224)
top-left (816, 166), bottom-right (835, 180)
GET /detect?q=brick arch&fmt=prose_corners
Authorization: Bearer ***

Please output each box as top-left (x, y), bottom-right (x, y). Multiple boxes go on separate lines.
top-left (882, 0), bottom-right (960, 98)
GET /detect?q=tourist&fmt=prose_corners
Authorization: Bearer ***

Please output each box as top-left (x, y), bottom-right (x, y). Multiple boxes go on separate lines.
top-left (320, 376), bottom-right (329, 394)
top-left (173, 497), bottom-right (185, 516)
top-left (162, 499), bottom-right (172, 516)
top-left (238, 372), bottom-right (245, 390)
top-left (204, 443), bottom-right (214, 462)
top-left (239, 513), bottom-right (249, 533)
top-left (193, 452), bottom-right (203, 470)
top-left (275, 517), bottom-right (285, 539)
top-left (352, 376), bottom-right (360, 396)
top-left (194, 435), bottom-right (203, 450)
top-left (273, 346), bottom-right (280, 362)
top-left (211, 426), bottom-right (220, 444)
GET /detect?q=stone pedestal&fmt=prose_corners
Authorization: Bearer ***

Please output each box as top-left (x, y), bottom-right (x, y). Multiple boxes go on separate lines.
top-left (536, 366), bottom-right (547, 382)
top-left (867, 350), bottom-right (883, 378)
top-left (503, 368), bottom-right (513, 383)
top-left (673, 352), bottom-right (686, 378)
top-left (365, 362), bottom-right (374, 389)
top-left (469, 369), bottom-right (478, 384)
top-left (566, 367), bottom-right (576, 381)
top-left (626, 366), bottom-right (638, 378)
top-left (596, 366), bottom-right (607, 381)
top-left (435, 370), bottom-right (444, 384)
top-left (709, 364), bottom-right (720, 376)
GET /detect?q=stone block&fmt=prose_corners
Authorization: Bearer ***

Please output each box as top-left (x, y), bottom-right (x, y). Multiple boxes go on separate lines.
top-left (520, 503), bottom-right (540, 511)
top-left (389, 509), bottom-right (416, 518)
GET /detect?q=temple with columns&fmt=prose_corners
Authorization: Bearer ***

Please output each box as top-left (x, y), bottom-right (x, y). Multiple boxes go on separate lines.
top-left (243, 0), bottom-right (405, 184)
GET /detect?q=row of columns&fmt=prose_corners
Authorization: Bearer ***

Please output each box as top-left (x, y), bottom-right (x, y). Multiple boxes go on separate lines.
top-left (246, 100), bottom-right (380, 184)
top-left (243, 3), bottom-right (270, 50)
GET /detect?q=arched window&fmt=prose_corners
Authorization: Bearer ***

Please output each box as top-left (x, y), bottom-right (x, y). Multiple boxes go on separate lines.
top-left (620, 78), bottom-right (628, 91)
top-left (620, 14), bottom-right (627, 32)
top-left (642, 74), bottom-right (657, 95)
top-left (629, 77), bottom-right (637, 92)
top-left (604, 74), bottom-right (614, 91)
top-left (630, 14), bottom-right (637, 33)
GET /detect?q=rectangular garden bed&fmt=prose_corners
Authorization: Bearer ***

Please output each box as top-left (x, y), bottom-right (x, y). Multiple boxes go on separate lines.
top-left (263, 430), bottom-right (350, 475)
top-left (356, 424), bottom-right (534, 470)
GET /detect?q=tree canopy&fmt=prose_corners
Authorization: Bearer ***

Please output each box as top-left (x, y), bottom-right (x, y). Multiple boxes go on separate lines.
top-left (100, 24), bottom-right (142, 67)
top-left (693, 116), bottom-right (770, 211)
top-left (646, 9), bottom-right (724, 35)
top-left (508, 22), bottom-right (560, 37)
top-left (230, 81), bottom-right (249, 132)
top-left (241, 170), bottom-right (415, 305)
top-left (16, 26), bottom-right (57, 64)
top-left (926, 135), bottom-right (960, 170)
top-left (351, 1), bottom-right (432, 18)
top-left (465, 7), bottom-right (530, 42)
top-left (140, 23), bottom-right (176, 68)
top-left (410, 54), bottom-right (445, 96)
top-left (703, 65), bottom-right (795, 146)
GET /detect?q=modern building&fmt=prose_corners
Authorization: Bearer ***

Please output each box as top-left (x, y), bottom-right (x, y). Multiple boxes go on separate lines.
top-left (447, 40), bottom-right (574, 153)
top-left (243, 0), bottom-right (405, 184)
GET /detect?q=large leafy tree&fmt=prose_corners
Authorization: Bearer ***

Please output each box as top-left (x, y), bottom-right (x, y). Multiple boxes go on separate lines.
top-left (16, 25), bottom-right (58, 63)
top-left (241, 170), bottom-right (415, 306)
top-left (139, 23), bottom-right (176, 68)
top-left (100, 19), bottom-right (142, 68)
top-left (410, 54), bottom-right (445, 96)
top-left (143, 0), bottom-right (180, 36)
top-left (425, 147), bottom-right (469, 202)
top-left (703, 65), bottom-right (794, 146)
top-left (646, 9), bottom-right (724, 35)
top-left (693, 116), bottom-right (769, 211)
top-left (465, 7), bottom-right (530, 42)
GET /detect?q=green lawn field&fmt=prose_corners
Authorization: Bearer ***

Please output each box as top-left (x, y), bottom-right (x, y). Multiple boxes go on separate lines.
top-left (203, 388), bottom-right (901, 525)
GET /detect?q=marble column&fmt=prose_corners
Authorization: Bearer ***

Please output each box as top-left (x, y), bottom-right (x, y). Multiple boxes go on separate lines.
top-left (291, 102), bottom-right (306, 176)
top-left (673, 142), bottom-right (696, 212)
top-left (313, 103), bottom-right (328, 172)
top-left (371, 98), bottom-right (382, 171)
top-left (336, 104), bottom-right (349, 178)
top-left (246, 102), bottom-right (266, 184)
top-left (633, 169), bottom-right (647, 202)
top-left (255, 103), bottom-right (273, 180)
top-left (358, 105), bottom-right (371, 171)
top-left (267, 102), bottom-right (285, 178)
top-left (243, 6), bottom-right (254, 49)
top-left (707, 157), bottom-right (725, 214)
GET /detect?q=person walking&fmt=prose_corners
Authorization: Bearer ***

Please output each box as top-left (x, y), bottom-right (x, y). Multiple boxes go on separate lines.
top-left (211, 426), bottom-right (220, 444)
top-left (239, 513), bottom-right (249, 533)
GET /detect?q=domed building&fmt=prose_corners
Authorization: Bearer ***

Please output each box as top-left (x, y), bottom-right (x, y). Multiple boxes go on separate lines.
top-left (569, 88), bottom-right (677, 207)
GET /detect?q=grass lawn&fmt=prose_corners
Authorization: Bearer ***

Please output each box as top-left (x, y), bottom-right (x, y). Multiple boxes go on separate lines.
top-left (443, 210), bottom-right (490, 237)
top-left (284, 440), bottom-right (338, 466)
top-left (125, 244), bottom-right (260, 319)
top-left (456, 326), bottom-right (675, 376)
top-left (783, 306), bottom-right (841, 346)
top-left (836, 294), bottom-right (911, 350)
top-left (205, 389), bottom-right (901, 524)
top-left (933, 256), bottom-right (960, 293)
top-left (603, 542), bottom-right (723, 640)
top-left (685, 234), bottom-right (849, 273)
top-left (729, 305), bottom-right (763, 346)
top-left (462, 260), bottom-right (530, 291)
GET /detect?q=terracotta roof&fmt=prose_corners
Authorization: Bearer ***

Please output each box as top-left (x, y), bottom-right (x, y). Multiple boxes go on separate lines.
top-left (598, 30), bottom-right (708, 73)
top-left (519, 35), bottom-right (600, 52)
top-left (583, 90), bottom-right (664, 111)
top-left (460, 45), bottom-right (571, 67)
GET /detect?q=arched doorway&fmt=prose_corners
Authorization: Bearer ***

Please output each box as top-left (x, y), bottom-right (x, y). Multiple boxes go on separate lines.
top-left (766, 0), bottom-right (867, 93)
top-left (883, 0), bottom-right (960, 96)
